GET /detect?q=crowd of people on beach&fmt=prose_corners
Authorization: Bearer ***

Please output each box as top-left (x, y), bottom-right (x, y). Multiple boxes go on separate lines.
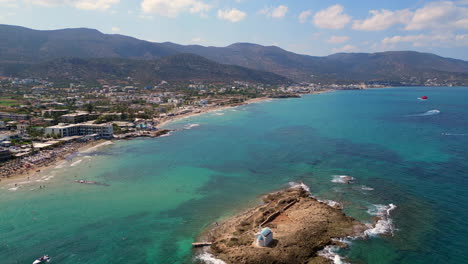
top-left (0, 141), bottom-right (93, 180)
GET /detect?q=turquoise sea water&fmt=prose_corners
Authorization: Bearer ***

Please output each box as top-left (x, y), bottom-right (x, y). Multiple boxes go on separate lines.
top-left (1, 87), bottom-right (467, 263)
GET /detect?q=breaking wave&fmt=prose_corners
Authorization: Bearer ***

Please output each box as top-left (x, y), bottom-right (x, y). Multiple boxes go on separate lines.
top-left (331, 175), bottom-right (354, 184)
top-left (364, 203), bottom-right (397, 236)
top-left (184, 123), bottom-right (200, 130)
top-left (70, 159), bottom-right (83, 167)
top-left (360, 185), bottom-right (374, 191)
top-left (195, 251), bottom-right (227, 264)
top-left (319, 245), bottom-right (349, 264)
top-left (288, 181), bottom-right (310, 193)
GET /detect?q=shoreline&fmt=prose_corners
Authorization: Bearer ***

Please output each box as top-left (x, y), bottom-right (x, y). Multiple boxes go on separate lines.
top-left (0, 91), bottom-right (329, 187)
top-left (157, 97), bottom-right (274, 128)
top-left (158, 90), bottom-right (330, 128)
top-left (0, 139), bottom-right (111, 187)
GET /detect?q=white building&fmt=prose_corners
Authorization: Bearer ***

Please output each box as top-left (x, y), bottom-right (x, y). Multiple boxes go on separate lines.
top-left (256, 227), bottom-right (273, 247)
top-left (44, 122), bottom-right (113, 139)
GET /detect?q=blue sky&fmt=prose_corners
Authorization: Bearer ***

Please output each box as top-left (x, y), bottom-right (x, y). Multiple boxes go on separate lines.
top-left (1, 0), bottom-right (468, 60)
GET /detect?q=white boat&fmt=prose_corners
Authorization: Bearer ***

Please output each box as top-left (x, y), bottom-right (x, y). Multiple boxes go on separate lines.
top-left (32, 255), bottom-right (50, 264)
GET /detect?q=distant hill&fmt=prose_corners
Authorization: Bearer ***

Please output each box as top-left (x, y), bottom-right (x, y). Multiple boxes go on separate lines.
top-left (1, 24), bottom-right (468, 85)
top-left (1, 54), bottom-right (291, 85)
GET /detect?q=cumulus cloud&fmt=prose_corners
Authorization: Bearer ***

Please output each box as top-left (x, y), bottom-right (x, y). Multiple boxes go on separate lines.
top-left (298, 10), bottom-right (312, 23)
top-left (353, 9), bottom-right (412, 31)
top-left (313, 4), bottom-right (351, 29)
top-left (26, 0), bottom-right (114, 9)
top-left (218, 8), bottom-right (246, 22)
top-left (259, 5), bottom-right (288, 19)
top-left (327, 36), bottom-right (349, 43)
top-left (22, 0), bottom-right (119, 10)
top-left (405, 1), bottom-right (468, 30)
top-left (382, 33), bottom-right (468, 48)
top-left (332, 44), bottom-right (358, 53)
top-left (141, 0), bottom-right (212, 17)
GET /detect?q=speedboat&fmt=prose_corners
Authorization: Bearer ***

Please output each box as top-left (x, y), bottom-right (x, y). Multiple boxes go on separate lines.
top-left (32, 255), bottom-right (50, 264)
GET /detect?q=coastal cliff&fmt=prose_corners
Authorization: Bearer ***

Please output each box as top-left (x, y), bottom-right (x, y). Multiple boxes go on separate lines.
top-left (200, 185), bottom-right (367, 264)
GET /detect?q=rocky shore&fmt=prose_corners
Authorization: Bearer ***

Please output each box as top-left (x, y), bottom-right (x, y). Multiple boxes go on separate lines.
top-left (200, 186), bottom-right (367, 264)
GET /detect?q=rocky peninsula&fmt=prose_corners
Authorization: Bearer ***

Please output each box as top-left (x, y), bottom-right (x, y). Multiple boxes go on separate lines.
top-left (199, 185), bottom-right (367, 264)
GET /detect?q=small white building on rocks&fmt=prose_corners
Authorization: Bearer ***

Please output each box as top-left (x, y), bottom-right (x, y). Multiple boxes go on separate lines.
top-left (256, 227), bottom-right (273, 247)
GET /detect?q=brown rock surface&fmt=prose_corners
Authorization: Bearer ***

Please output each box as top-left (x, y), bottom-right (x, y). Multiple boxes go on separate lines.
top-left (204, 187), bottom-right (366, 264)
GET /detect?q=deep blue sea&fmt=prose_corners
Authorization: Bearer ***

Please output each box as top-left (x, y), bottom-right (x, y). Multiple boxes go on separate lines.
top-left (0, 87), bottom-right (467, 264)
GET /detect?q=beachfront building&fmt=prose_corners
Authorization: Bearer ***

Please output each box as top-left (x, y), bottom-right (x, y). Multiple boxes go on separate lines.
top-left (255, 227), bottom-right (273, 247)
top-left (60, 112), bottom-right (89, 123)
top-left (44, 122), bottom-right (113, 139)
top-left (0, 148), bottom-right (11, 161)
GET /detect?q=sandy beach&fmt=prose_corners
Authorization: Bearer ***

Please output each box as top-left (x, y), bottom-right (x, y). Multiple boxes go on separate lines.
top-left (157, 97), bottom-right (274, 128)
top-left (0, 139), bottom-right (111, 186)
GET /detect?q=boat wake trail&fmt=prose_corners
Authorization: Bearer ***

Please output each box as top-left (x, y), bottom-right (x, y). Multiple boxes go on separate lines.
top-left (407, 110), bottom-right (440, 117)
top-left (442, 133), bottom-right (468, 136)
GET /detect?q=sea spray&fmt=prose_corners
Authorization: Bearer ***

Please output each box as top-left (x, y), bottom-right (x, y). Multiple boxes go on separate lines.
top-left (331, 175), bottom-right (355, 184)
top-left (195, 249), bottom-right (227, 264)
top-left (319, 245), bottom-right (349, 264)
top-left (364, 203), bottom-right (397, 236)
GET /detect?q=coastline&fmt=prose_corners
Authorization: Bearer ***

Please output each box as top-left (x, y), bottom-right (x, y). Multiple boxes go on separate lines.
top-left (158, 90), bottom-right (331, 128)
top-left (0, 91), bottom-right (330, 186)
top-left (0, 139), bottom-right (111, 186)
top-left (157, 97), bottom-right (274, 128)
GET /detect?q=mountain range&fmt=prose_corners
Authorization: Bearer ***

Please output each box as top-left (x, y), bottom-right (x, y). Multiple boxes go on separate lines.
top-left (1, 24), bottom-right (468, 85)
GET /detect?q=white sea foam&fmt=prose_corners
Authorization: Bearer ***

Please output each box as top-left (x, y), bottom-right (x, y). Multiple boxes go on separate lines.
top-left (288, 181), bottom-right (310, 193)
top-left (331, 175), bottom-right (354, 184)
top-left (288, 182), bottom-right (343, 208)
top-left (361, 185), bottom-right (374, 191)
top-left (364, 203), bottom-right (397, 236)
top-left (408, 110), bottom-right (440, 117)
top-left (81, 141), bottom-right (114, 153)
top-left (195, 251), bottom-right (227, 264)
top-left (319, 245), bottom-right (349, 264)
top-left (213, 112), bottom-right (225, 116)
top-left (159, 131), bottom-right (173, 137)
top-left (70, 159), bottom-right (83, 167)
top-left (184, 123), bottom-right (200, 130)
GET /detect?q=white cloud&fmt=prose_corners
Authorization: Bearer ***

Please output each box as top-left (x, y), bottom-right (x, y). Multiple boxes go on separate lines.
top-left (259, 5), bottom-right (288, 19)
top-left (298, 10), bottom-right (312, 23)
top-left (332, 44), bottom-right (358, 53)
top-left (73, 0), bottom-right (119, 10)
top-left (353, 9), bottom-right (412, 31)
top-left (327, 36), bottom-right (349, 43)
top-left (141, 0), bottom-right (212, 17)
top-left (191, 37), bottom-right (203, 43)
top-left (314, 4), bottom-right (351, 29)
top-left (217, 8), bottom-right (246, 22)
top-left (111, 26), bottom-right (120, 32)
top-left (405, 1), bottom-right (468, 30)
top-left (382, 33), bottom-right (468, 48)
top-left (23, 0), bottom-right (119, 10)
